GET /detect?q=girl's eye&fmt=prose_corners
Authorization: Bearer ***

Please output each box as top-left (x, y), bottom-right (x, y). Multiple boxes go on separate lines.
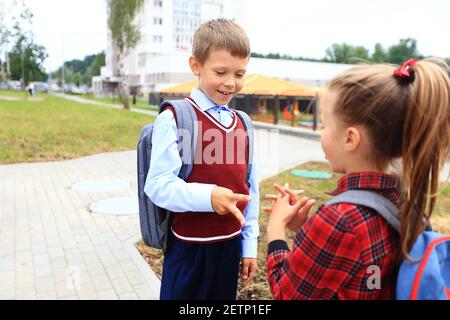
top-left (236, 74), bottom-right (244, 78)
top-left (215, 71), bottom-right (225, 76)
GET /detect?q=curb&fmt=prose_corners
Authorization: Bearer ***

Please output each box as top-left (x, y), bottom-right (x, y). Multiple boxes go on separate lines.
top-left (253, 121), bottom-right (321, 141)
top-left (124, 234), bottom-right (161, 299)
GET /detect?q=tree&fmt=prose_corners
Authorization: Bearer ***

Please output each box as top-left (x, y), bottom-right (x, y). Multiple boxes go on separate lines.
top-left (387, 38), bottom-right (419, 64)
top-left (1, 1), bottom-right (46, 84)
top-left (107, 0), bottom-right (145, 110)
top-left (8, 33), bottom-right (48, 84)
top-left (325, 43), bottom-right (369, 63)
top-left (85, 52), bottom-right (105, 84)
top-left (0, 1), bottom-right (9, 79)
top-left (371, 43), bottom-right (387, 63)
top-left (52, 52), bottom-right (105, 86)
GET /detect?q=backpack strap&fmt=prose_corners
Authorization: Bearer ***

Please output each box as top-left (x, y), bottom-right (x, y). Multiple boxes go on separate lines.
top-left (326, 190), bottom-right (401, 233)
top-left (235, 110), bottom-right (254, 187)
top-left (160, 99), bottom-right (197, 180)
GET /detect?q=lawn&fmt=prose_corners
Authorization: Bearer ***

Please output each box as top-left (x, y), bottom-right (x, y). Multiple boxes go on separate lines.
top-left (0, 90), bottom-right (155, 163)
top-left (81, 94), bottom-right (157, 111)
top-left (137, 161), bottom-right (450, 300)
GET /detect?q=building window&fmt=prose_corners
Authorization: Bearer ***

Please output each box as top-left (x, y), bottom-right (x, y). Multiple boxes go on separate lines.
top-left (153, 35), bottom-right (163, 43)
top-left (153, 0), bottom-right (163, 7)
top-left (153, 17), bottom-right (163, 25)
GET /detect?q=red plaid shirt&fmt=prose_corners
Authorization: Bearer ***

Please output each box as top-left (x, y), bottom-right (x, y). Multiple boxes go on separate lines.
top-left (267, 172), bottom-right (401, 300)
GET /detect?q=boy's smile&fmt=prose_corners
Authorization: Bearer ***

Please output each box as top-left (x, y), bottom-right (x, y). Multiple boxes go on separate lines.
top-left (189, 49), bottom-right (249, 106)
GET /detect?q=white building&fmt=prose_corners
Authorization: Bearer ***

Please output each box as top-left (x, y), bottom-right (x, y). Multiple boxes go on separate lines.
top-left (93, 0), bottom-right (247, 97)
top-left (125, 50), bottom-right (353, 93)
top-left (93, 0), bottom-right (352, 98)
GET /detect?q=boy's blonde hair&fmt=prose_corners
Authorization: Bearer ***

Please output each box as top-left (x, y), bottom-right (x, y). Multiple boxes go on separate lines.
top-left (192, 18), bottom-right (250, 64)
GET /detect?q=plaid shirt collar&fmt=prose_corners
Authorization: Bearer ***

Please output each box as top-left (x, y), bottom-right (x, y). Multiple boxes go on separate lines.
top-left (327, 172), bottom-right (401, 204)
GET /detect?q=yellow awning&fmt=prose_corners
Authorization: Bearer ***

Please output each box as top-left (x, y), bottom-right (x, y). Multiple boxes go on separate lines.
top-left (159, 74), bottom-right (321, 97)
top-left (159, 79), bottom-right (198, 94)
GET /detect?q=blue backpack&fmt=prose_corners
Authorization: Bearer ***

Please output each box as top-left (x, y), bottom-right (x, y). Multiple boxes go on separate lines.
top-left (137, 99), bottom-right (255, 252)
top-left (327, 190), bottom-right (450, 300)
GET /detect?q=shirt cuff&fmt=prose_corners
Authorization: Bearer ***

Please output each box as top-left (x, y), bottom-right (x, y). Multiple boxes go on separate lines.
top-left (241, 237), bottom-right (258, 259)
top-left (267, 240), bottom-right (289, 255)
top-left (189, 183), bottom-right (216, 212)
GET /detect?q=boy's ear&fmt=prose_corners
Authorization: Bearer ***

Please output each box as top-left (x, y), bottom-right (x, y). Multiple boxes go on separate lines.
top-left (189, 56), bottom-right (200, 76)
top-left (344, 127), bottom-right (361, 152)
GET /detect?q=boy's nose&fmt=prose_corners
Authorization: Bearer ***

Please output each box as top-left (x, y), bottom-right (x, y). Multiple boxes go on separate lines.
top-left (224, 78), bottom-right (235, 89)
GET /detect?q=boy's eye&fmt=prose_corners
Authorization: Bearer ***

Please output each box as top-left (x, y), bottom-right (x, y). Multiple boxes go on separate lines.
top-left (215, 71), bottom-right (225, 76)
top-left (236, 74), bottom-right (244, 78)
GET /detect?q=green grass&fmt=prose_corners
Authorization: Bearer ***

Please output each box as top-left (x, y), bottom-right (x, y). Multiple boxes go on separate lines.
top-left (0, 90), bottom-right (155, 164)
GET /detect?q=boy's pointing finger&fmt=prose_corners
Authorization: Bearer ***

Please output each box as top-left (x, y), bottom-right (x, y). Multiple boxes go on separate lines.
top-left (228, 205), bottom-right (246, 227)
top-left (229, 193), bottom-right (251, 203)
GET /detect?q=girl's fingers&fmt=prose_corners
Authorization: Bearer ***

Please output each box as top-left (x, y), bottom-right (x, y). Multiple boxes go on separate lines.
top-left (302, 199), bottom-right (316, 213)
top-left (262, 207), bottom-right (272, 213)
top-left (265, 194), bottom-right (279, 201)
top-left (273, 183), bottom-right (285, 192)
top-left (293, 197), bottom-right (309, 211)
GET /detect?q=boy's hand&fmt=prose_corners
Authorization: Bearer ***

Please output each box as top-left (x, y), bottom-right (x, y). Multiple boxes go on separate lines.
top-left (240, 258), bottom-right (257, 285)
top-left (211, 186), bottom-right (250, 227)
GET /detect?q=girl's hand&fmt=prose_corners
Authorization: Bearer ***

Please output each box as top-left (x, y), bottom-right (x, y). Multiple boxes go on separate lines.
top-left (286, 197), bottom-right (316, 232)
top-left (264, 184), bottom-right (315, 232)
top-left (266, 184), bottom-right (316, 242)
top-left (263, 183), bottom-right (304, 209)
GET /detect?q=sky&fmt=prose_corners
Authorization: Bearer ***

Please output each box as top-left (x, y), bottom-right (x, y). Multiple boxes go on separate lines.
top-left (4, 0), bottom-right (450, 72)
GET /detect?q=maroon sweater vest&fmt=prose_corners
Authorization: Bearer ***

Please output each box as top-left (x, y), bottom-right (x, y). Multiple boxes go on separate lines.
top-left (170, 98), bottom-right (249, 244)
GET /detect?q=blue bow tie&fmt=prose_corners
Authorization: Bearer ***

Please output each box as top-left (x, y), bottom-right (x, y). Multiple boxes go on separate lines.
top-left (215, 106), bottom-right (229, 112)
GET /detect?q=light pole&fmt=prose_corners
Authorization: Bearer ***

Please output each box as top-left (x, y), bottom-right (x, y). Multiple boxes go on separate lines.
top-left (21, 41), bottom-right (25, 90)
top-left (313, 80), bottom-right (321, 131)
top-left (61, 35), bottom-right (65, 93)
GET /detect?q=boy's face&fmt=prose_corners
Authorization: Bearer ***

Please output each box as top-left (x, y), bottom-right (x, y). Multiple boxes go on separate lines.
top-left (189, 49), bottom-right (249, 106)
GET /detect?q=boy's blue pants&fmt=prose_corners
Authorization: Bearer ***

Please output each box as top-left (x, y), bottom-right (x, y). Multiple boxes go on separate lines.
top-left (160, 232), bottom-right (242, 300)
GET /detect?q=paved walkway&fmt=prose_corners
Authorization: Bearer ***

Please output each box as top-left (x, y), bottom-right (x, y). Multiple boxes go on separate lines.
top-left (49, 93), bottom-right (159, 117)
top-left (0, 122), bottom-right (330, 300)
top-left (0, 152), bottom-right (161, 300)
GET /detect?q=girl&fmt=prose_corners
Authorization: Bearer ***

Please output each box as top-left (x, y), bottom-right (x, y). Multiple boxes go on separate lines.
top-left (265, 58), bottom-right (450, 299)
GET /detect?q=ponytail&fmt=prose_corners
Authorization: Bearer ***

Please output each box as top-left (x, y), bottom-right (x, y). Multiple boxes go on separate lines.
top-left (399, 58), bottom-right (450, 259)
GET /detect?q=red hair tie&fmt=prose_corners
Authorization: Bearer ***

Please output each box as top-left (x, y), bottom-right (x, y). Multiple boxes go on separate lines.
top-left (394, 58), bottom-right (418, 80)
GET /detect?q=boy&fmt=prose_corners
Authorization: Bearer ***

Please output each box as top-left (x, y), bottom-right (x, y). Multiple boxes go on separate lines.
top-left (145, 18), bottom-right (259, 300)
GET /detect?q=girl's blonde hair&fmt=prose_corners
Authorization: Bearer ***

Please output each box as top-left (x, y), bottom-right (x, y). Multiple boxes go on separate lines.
top-left (328, 58), bottom-right (450, 259)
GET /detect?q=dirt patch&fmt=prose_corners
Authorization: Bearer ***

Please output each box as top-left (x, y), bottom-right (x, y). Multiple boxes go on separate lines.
top-left (0, 96), bottom-right (20, 101)
top-left (27, 97), bottom-right (44, 102)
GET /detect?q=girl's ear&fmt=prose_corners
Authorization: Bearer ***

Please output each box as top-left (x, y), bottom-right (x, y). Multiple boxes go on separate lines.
top-left (344, 127), bottom-right (361, 152)
top-left (189, 56), bottom-right (200, 76)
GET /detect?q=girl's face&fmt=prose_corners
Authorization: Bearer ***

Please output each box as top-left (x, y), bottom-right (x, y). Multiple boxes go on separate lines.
top-left (320, 90), bottom-right (347, 174)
